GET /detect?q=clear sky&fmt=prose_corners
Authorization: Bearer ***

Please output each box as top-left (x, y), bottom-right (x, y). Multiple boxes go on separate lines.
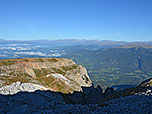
top-left (0, 0), bottom-right (152, 41)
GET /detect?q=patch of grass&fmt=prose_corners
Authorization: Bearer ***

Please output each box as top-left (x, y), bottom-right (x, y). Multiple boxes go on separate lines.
top-left (34, 68), bottom-right (51, 77)
top-left (35, 76), bottom-right (72, 93)
top-left (36, 76), bottom-right (55, 87)
top-left (38, 58), bottom-right (44, 62)
top-left (47, 58), bottom-right (58, 62)
top-left (23, 73), bottom-right (31, 77)
top-left (9, 71), bottom-right (15, 75)
top-left (1, 77), bottom-right (30, 86)
top-left (61, 65), bottom-right (78, 71)
top-left (51, 68), bottom-right (65, 75)
top-left (0, 60), bottom-right (15, 66)
top-left (9, 70), bottom-right (31, 77)
top-left (56, 83), bottom-right (64, 91)
top-left (50, 81), bottom-right (71, 93)
top-left (33, 69), bottom-right (41, 77)
top-left (24, 59), bottom-right (29, 62)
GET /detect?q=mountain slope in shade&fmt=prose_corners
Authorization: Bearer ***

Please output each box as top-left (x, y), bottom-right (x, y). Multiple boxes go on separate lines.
top-left (0, 57), bottom-right (152, 113)
top-left (0, 78), bottom-right (151, 114)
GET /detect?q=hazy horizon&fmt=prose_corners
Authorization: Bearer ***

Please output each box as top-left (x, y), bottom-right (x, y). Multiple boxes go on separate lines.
top-left (0, 38), bottom-right (152, 42)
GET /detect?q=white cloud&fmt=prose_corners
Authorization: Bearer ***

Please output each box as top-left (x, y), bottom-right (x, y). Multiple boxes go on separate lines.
top-left (15, 51), bottom-right (47, 56)
top-left (50, 53), bottom-right (61, 57)
top-left (0, 54), bottom-right (7, 57)
top-left (14, 51), bottom-right (64, 57)
top-left (6, 44), bottom-right (30, 46)
top-left (17, 47), bottom-right (31, 51)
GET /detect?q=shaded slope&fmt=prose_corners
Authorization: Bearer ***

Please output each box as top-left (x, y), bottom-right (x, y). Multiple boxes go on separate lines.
top-left (0, 78), bottom-right (152, 114)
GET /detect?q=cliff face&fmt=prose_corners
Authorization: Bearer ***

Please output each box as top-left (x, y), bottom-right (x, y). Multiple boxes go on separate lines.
top-left (0, 58), bottom-right (152, 113)
top-left (0, 58), bottom-right (92, 93)
top-left (0, 78), bottom-right (151, 114)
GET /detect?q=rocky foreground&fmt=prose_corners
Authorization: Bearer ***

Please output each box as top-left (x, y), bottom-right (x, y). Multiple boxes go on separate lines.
top-left (0, 58), bottom-right (152, 113)
top-left (0, 80), bottom-right (152, 114)
top-left (0, 87), bottom-right (151, 114)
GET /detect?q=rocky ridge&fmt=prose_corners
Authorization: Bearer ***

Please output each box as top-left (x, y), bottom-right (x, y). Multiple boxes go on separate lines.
top-left (0, 58), bottom-right (152, 113)
top-left (0, 58), bottom-right (92, 93)
top-left (0, 78), bottom-right (151, 114)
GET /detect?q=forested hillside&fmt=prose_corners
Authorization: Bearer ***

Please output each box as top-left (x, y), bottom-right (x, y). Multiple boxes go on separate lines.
top-left (64, 46), bottom-right (152, 90)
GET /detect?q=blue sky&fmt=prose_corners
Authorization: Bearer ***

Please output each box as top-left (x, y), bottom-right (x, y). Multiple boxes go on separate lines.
top-left (0, 0), bottom-right (152, 41)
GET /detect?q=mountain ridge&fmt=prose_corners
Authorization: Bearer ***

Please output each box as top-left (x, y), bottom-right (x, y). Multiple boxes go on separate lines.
top-left (0, 58), bottom-right (92, 93)
top-left (0, 77), bottom-right (151, 113)
top-left (64, 46), bottom-right (152, 89)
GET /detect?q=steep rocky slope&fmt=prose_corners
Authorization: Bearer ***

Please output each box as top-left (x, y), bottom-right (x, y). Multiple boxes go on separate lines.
top-left (0, 58), bottom-right (92, 93)
top-left (0, 78), bottom-right (151, 114)
top-left (0, 58), bottom-right (152, 113)
top-left (105, 78), bottom-right (152, 101)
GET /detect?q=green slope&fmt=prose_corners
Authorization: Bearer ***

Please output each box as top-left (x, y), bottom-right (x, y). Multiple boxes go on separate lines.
top-left (64, 47), bottom-right (152, 90)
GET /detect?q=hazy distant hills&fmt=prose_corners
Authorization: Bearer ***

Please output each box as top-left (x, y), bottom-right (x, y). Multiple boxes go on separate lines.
top-left (0, 39), bottom-right (152, 90)
top-left (63, 43), bottom-right (152, 90)
top-left (0, 40), bottom-right (152, 113)
top-left (0, 39), bottom-right (128, 48)
top-left (0, 39), bottom-right (128, 60)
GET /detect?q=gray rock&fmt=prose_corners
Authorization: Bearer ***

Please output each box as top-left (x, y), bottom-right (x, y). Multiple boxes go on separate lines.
top-left (0, 58), bottom-right (92, 93)
top-left (104, 87), bottom-right (115, 97)
top-left (63, 85), bottom-right (104, 104)
top-left (0, 81), bottom-right (48, 95)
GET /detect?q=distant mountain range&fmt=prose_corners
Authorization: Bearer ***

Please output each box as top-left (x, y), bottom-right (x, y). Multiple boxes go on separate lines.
top-left (0, 39), bottom-right (152, 113)
top-left (0, 39), bottom-right (151, 47)
top-left (0, 39), bottom-right (152, 90)
top-left (63, 44), bottom-right (152, 90)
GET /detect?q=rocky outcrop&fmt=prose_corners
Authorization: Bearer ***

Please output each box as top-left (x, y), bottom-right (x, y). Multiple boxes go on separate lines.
top-left (105, 78), bottom-right (152, 101)
top-left (0, 58), bottom-right (92, 93)
top-left (0, 83), bottom-right (151, 114)
top-left (62, 85), bottom-right (104, 105)
top-left (139, 78), bottom-right (152, 87)
top-left (0, 81), bottom-right (48, 95)
top-left (1, 58), bottom-right (152, 113)
top-left (0, 66), bottom-right (152, 114)
top-left (0, 81), bottom-right (108, 105)
top-left (104, 87), bottom-right (115, 97)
